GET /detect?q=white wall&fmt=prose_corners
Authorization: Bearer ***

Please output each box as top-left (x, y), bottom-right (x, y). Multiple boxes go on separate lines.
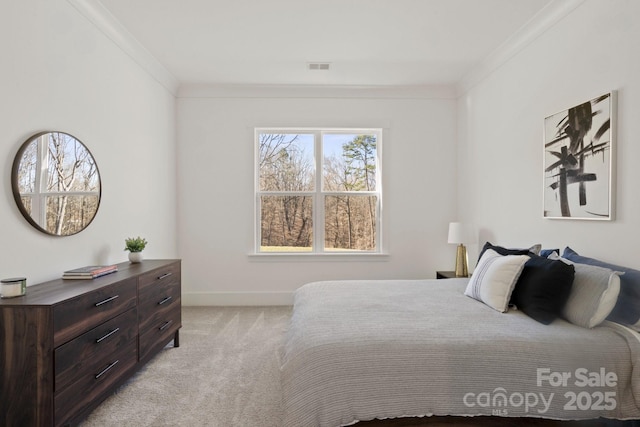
top-left (458, 0), bottom-right (640, 269)
top-left (10, 0), bottom-right (634, 304)
top-left (177, 86), bottom-right (457, 304)
top-left (0, 0), bottom-right (177, 284)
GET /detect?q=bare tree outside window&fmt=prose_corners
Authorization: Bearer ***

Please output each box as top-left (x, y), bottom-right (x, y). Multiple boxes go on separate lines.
top-left (323, 134), bottom-right (377, 251)
top-left (259, 133), bottom-right (314, 251)
top-left (257, 129), bottom-right (381, 253)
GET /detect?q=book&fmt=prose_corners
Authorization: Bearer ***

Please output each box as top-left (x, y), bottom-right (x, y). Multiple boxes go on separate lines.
top-left (62, 270), bottom-right (117, 279)
top-left (64, 265), bottom-right (117, 274)
top-left (62, 265), bottom-right (118, 280)
top-left (62, 272), bottom-right (117, 280)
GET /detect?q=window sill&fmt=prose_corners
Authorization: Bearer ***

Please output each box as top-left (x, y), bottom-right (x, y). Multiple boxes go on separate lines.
top-left (248, 252), bottom-right (390, 262)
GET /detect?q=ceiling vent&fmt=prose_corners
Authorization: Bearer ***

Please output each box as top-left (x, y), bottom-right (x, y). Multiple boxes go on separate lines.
top-left (308, 62), bottom-right (331, 71)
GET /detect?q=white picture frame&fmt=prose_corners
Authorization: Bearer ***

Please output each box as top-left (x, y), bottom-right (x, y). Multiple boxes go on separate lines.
top-left (543, 91), bottom-right (615, 220)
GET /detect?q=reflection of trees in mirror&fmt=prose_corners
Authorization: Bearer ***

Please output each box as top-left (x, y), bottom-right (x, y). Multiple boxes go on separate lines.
top-left (258, 132), bottom-right (378, 252)
top-left (13, 132), bottom-right (101, 236)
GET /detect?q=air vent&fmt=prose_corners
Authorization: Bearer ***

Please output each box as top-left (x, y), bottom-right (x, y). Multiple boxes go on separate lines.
top-left (308, 62), bottom-right (331, 71)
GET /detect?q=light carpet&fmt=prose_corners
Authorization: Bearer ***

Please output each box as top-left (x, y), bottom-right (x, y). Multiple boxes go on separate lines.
top-left (78, 306), bottom-right (636, 427)
top-left (80, 306), bottom-right (291, 427)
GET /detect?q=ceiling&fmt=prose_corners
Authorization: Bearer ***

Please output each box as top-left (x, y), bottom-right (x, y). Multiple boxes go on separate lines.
top-left (96, 0), bottom-right (554, 87)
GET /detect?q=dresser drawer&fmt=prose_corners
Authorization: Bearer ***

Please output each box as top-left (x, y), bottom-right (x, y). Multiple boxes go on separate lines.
top-left (1, 259), bottom-right (181, 427)
top-left (139, 305), bottom-right (181, 361)
top-left (138, 262), bottom-right (180, 292)
top-left (55, 307), bottom-right (137, 393)
top-left (53, 278), bottom-right (137, 347)
top-left (138, 278), bottom-right (181, 333)
top-left (54, 340), bottom-right (137, 427)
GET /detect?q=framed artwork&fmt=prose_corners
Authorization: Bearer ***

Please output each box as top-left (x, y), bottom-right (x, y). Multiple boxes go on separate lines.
top-left (543, 92), bottom-right (615, 220)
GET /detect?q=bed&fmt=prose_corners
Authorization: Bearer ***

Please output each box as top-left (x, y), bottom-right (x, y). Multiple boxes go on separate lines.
top-left (280, 278), bottom-right (640, 427)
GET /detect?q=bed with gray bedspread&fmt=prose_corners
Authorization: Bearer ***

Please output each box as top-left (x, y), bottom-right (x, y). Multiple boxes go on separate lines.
top-left (280, 279), bottom-right (640, 426)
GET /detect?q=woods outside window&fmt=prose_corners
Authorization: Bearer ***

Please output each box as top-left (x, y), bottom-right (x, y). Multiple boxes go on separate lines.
top-left (256, 128), bottom-right (382, 254)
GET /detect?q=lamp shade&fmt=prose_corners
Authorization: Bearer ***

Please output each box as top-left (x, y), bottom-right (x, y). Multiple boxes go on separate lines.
top-left (447, 222), bottom-right (476, 244)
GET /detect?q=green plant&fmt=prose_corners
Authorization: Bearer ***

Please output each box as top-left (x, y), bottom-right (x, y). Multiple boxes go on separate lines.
top-left (124, 236), bottom-right (147, 252)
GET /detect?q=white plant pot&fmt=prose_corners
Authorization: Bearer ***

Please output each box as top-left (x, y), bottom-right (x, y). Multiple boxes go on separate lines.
top-left (128, 252), bottom-right (143, 263)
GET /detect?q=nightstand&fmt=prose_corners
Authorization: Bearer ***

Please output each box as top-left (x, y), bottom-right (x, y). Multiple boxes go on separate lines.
top-left (436, 271), bottom-right (466, 279)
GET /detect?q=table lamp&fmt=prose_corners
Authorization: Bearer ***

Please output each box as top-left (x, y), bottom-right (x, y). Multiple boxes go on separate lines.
top-left (447, 222), bottom-right (475, 277)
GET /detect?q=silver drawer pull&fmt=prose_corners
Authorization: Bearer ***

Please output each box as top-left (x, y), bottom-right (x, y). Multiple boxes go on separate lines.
top-left (157, 272), bottom-right (172, 280)
top-left (95, 360), bottom-right (119, 379)
top-left (159, 320), bottom-right (173, 331)
top-left (95, 295), bottom-right (119, 307)
top-left (158, 296), bottom-right (172, 305)
top-left (96, 327), bottom-right (120, 343)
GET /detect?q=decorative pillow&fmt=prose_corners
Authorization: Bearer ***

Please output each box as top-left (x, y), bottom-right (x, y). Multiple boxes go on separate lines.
top-left (548, 253), bottom-right (621, 328)
top-left (478, 242), bottom-right (541, 261)
top-left (562, 247), bottom-right (640, 325)
top-left (465, 249), bottom-right (529, 312)
top-left (540, 248), bottom-right (560, 258)
top-left (510, 255), bottom-right (575, 325)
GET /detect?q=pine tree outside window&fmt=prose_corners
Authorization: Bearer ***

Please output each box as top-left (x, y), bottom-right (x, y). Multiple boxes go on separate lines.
top-left (255, 128), bottom-right (382, 254)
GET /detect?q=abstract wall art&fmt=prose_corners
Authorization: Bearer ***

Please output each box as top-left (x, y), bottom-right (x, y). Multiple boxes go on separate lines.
top-left (543, 92), bottom-right (615, 220)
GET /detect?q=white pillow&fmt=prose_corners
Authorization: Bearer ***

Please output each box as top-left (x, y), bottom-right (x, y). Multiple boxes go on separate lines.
top-left (464, 249), bottom-right (530, 312)
top-left (548, 253), bottom-right (621, 328)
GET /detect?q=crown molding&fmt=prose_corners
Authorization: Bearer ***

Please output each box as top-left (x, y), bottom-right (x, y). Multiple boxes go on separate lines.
top-left (67, 0), bottom-right (583, 100)
top-left (177, 83), bottom-right (457, 99)
top-left (456, 0), bottom-right (585, 97)
top-left (67, 0), bottom-right (179, 96)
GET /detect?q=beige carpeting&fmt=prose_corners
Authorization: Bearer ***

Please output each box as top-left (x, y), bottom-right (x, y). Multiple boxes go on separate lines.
top-left (80, 306), bottom-right (291, 427)
top-left (80, 306), bottom-right (634, 427)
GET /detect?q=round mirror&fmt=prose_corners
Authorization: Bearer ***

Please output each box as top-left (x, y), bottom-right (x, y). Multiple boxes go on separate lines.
top-left (11, 131), bottom-right (101, 236)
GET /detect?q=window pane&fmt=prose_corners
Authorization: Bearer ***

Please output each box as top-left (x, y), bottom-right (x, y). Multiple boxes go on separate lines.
top-left (17, 142), bottom-right (37, 193)
top-left (46, 132), bottom-right (100, 193)
top-left (323, 133), bottom-right (377, 191)
top-left (324, 195), bottom-right (377, 251)
top-left (260, 195), bottom-right (313, 252)
top-left (259, 133), bottom-right (315, 191)
top-left (46, 195), bottom-right (99, 235)
top-left (20, 196), bottom-right (32, 216)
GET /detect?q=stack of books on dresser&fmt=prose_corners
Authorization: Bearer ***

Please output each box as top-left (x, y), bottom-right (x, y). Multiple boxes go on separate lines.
top-left (62, 265), bottom-right (118, 280)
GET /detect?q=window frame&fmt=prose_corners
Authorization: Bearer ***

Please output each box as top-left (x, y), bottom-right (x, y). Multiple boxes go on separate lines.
top-left (254, 127), bottom-right (384, 256)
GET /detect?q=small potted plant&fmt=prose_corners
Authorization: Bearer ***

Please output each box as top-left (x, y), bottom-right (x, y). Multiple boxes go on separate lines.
top-left (124, 236), bottom-right (147, 263)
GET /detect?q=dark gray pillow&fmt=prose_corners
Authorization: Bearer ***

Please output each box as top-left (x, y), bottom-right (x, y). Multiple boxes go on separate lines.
top-left (478, 242), bottom-right (540, 261)
top-left (510, 255), bottom-right (575, 325)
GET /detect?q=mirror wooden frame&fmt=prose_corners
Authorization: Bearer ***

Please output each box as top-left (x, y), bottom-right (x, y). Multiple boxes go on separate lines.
top-left (11, 131), bottom-right (102, 236)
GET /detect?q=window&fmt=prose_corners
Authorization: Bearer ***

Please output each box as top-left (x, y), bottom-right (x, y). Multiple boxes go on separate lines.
top-left (256, 128), bottom-right (382, 254)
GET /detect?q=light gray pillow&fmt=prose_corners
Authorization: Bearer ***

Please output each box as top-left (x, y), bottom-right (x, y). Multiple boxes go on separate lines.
top-left (465, 249), bottom-right (529, 312)
top-left (528, 244), bottom-right (542, 255)
top-left (549, 253), bottom-right (621, 328)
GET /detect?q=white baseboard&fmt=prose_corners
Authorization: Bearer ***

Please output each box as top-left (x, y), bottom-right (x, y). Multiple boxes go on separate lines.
top-left (182, 291), bottom-right (293, 306)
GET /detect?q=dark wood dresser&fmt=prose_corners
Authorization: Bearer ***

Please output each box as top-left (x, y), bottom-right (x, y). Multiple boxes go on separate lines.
top-left (0, 259), bottom-right (181, 427)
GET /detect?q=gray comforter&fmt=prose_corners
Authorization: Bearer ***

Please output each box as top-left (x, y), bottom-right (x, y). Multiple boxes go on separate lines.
top-left (280, 279), bottom-right (640, 426)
